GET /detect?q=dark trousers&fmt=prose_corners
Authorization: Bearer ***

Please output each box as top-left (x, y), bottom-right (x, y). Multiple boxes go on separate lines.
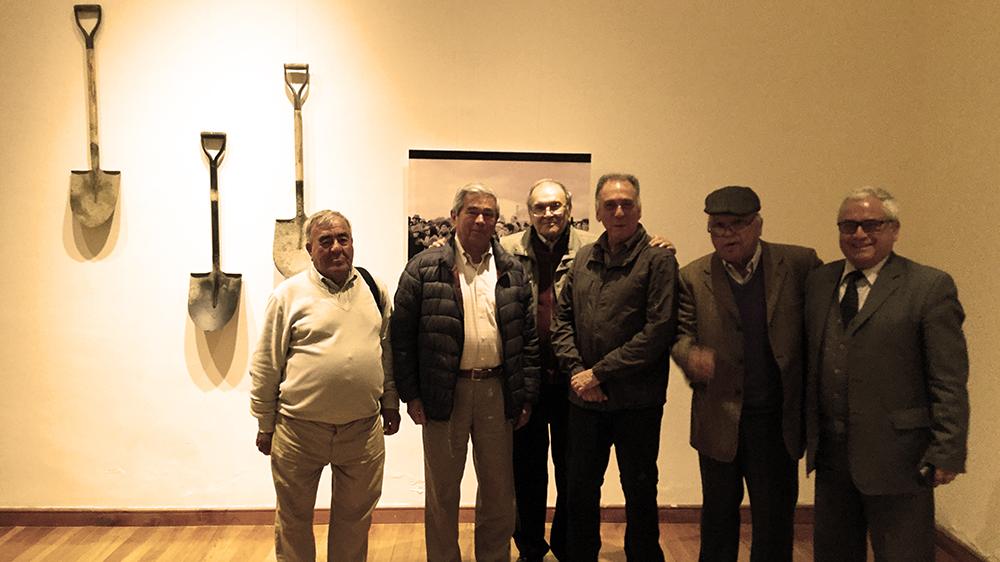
top-left (813, 438), bottom-right (935, 562)
top-left (697, 411), bottom-right (798, 562)
top-left (513, 382), bottom-right (569, 560)
top-left (566, 403), bottom-right (665, 562)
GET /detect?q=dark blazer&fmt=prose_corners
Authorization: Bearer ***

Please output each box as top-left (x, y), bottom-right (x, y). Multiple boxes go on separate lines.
top-left (804, 253), bottom-right (969, 495)
top-left (673, 241), bottom-right (821, 462)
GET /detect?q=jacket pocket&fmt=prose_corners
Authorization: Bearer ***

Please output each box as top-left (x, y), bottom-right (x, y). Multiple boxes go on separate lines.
top-left (888, 406), bottom-right (931, 429)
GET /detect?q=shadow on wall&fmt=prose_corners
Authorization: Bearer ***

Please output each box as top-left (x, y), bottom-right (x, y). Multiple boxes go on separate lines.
top-left (184, 283), bottom-right (251, 390)
top-left (62, 188), bottom-right (121, 261)
top-left (978, 479), bottom-right (1000, 559)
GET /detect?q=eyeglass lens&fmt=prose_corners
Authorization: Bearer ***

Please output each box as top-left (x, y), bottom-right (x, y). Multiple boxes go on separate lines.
top-left (838, 220), bottom-right (890, 234)
top-left (531, 202), bottom-right (564, 215)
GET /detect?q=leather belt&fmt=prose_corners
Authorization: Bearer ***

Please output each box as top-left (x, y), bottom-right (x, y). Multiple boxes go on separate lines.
top-left (457, 367), bottom-right (502, 380)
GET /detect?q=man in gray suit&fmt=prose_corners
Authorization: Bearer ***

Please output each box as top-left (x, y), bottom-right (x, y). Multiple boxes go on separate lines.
top-left (805, 187), bottom-right (970, 562)
top-left (673, 186), bottom-right (821, 562)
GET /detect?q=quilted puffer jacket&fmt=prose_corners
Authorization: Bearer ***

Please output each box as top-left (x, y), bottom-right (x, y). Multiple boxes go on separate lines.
top-left (391, 237), bottom-right (540, 421)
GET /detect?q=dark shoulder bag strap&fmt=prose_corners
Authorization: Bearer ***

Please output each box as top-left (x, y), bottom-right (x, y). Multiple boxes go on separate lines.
top-left (355, 266), bottom-right (384, 315)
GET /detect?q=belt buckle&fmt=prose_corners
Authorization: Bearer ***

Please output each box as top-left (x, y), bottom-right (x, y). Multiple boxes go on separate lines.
top-left (470, 368), bottom-right (489, 381)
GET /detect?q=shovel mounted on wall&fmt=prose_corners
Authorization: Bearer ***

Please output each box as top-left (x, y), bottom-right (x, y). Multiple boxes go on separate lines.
top-left (188, 132), bottom-right (242, 332)
top-left (70, 4), bottom-right (120, 228)
top-left (273, 63), bottom-right (312, 277)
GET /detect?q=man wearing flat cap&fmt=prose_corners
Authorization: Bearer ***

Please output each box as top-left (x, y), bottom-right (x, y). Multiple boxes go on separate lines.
top-left (672, 186), bottom-right (821, 561)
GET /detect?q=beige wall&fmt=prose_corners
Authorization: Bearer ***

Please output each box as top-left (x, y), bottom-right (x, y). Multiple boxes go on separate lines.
top-left (910, 3), bottom-right (1000, 559)
top-left (0, 0), bottom-right (996, 558)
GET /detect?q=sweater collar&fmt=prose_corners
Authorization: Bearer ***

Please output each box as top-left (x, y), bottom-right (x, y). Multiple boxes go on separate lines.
top-left (309, 265), bottom-right (357, 294)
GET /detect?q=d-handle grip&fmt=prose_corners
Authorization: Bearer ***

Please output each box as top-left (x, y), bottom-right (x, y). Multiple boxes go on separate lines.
top-left (73, 4), bottom-right (103, 49)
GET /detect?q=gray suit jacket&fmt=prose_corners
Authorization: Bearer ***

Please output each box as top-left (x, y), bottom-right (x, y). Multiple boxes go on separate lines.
top-left (804, 253), bottom-right (969, 495)
top-left (673, 241), bottom-right (821, 462)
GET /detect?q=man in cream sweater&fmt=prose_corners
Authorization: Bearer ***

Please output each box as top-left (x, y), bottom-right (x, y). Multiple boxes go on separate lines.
top-left (250, 210), bottom-right (400, 562)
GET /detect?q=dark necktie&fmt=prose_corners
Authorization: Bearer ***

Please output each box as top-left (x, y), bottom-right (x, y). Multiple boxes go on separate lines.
top-left (840, 270), bottom-right (864, 327)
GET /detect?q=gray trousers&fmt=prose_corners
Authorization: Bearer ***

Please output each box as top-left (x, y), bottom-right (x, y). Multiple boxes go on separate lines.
top-left (813, 437), bottom-right (935, 562)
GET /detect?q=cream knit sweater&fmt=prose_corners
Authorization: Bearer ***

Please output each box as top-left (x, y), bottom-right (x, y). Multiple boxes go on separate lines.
top-left (250, 266), bottom-right (398, 432)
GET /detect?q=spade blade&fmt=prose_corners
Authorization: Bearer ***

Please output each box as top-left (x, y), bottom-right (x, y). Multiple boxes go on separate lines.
top-left (70, 168), bottom-right (119, 228)
top-left (273, 216), bottom-right (311, 277)
top-left (188, 270), bottom-right (242, 332)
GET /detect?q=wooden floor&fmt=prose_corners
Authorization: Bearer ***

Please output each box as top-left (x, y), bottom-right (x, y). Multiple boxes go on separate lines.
top-left (0, 522), bottom-right (960, 561)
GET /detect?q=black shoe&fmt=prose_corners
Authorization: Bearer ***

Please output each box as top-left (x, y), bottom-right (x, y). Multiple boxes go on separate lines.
top-left (516, 557), bottom-right (544, 562)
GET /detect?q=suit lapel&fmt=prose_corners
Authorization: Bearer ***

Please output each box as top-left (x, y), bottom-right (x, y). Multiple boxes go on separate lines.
top-left (708, 254), bottom-right (740, 323)
top-left (762, 242), bottom-right (787, 325)
top-left (847, 253), bottom-right (903, 335)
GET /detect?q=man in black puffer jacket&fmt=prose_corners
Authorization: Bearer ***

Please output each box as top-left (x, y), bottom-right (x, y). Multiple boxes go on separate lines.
top-left (392, 182), bottom-right (540, 562)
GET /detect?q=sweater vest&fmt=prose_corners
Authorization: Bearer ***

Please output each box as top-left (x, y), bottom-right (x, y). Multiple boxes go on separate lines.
top-left (819, 292), bottom-right (851, 439)
top-left (532, 229), bottom-right (569, 383)
top-left (726, 266), bottom-right (782, 413)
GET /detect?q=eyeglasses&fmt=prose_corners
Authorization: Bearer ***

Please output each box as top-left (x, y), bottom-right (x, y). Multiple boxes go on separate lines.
top-left (529, 201), bottom-right (566, 217)
top-left (837, 219), bottom-right (895, 235)
top-left (708, 216), bottom-right (756, 237)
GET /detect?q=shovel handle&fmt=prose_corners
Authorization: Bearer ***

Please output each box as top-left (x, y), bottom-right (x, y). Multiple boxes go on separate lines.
top-left (201, 132), bottom-right (227, 272)
top-left (284, 64), bottom-right (309, 110)
top-left (73, 5), bottom-right (102, 49)
top-left (75, 4), bottom-right (103, 168)
top-left (200, 132), bottom-right (227, 167)
top-left (284, 64), bottom-right (308, 217)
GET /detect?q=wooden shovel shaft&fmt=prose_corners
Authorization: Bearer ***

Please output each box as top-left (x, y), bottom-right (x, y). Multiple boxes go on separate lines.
top-left (294, 107), bottom-right (304, 218)
top-left (86, 46), bottom-right (100, 170)
top-left (75, 5), bottom-right (103, 170)
top-left (284, 63), bottom-right (309, 220)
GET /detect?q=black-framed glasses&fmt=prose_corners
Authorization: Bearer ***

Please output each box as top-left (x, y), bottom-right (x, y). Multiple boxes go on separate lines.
top-left (529, 201), bottom-right (566, 217)
top-left (837, 219), bottom-right (895, 235)
top-left (708, 216), bottom-right (756, 237)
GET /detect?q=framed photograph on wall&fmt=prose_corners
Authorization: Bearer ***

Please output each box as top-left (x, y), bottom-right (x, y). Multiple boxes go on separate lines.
top-left (407, 150), bottom-right (592, 258)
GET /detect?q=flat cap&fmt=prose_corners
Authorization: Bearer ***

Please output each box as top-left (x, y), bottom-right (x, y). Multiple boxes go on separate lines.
top-left (704, 185), bottom-right (761, 215)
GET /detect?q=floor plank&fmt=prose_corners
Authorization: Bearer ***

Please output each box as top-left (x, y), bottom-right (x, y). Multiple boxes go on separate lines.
top-left (4, 527), bottom-right (60, 561)
top-left (0, 522), bottom-right (964, 561)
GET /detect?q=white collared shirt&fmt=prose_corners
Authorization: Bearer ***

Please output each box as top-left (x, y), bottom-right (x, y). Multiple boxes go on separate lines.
top-left (318, 267), bottom-right (358, 308)
top-left (838, 255), bottom-right (890, 310)
top-left (454, 236), bottom-right (502, 369)
top-left (722, 242), bottom-right (763, 285)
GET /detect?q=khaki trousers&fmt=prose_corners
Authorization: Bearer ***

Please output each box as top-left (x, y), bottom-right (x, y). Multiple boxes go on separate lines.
top-left (271, 413), bottom-right (385, 562)
top-left (422, 378), bottom-right (514, 562)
